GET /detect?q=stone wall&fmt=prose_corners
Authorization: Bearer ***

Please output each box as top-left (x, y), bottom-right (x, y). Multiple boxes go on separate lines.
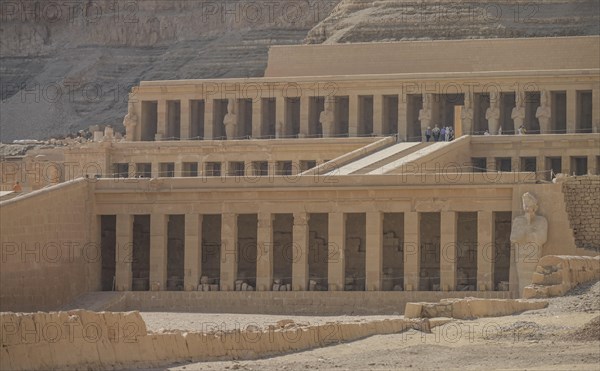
top-left (0, 179), bottom-right (100, 312)
top-left (404, 298), bottom-right (548, 319)
top-left (522, 255), bottom-right (600, 299)
top-left (99, 291), bottom-right (513, 315)
top-left (562, 175), bottom-right (600, 251)
top-left (0, 310), bottom-right (444, 371)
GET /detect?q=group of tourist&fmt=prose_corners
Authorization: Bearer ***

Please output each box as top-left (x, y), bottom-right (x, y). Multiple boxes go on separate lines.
top-left (424, 125), bottom-right (454, 142)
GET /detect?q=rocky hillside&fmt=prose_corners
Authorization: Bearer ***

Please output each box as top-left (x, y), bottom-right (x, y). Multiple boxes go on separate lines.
top-left (1, 0), bottom-right (598, 142)
top-left (0, 0), bottom-right (340, 142)
top-left (305, 0), bottom-right (599, 43)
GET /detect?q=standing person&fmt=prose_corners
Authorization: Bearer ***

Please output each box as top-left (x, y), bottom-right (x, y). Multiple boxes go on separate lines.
top-left (440, 126), bottom-right (446, 142)
top-left (445, 126), bottom-right (450, 141)
top-left (425, 127), bottom-right (432, 142)
top-left (449, 127), bottom-right (454, 141)
top-left (432, 125), bottom-right (441, 142)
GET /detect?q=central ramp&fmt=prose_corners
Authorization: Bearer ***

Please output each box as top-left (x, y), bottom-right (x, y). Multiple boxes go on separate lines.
top-left (327, 142), bottom-right (422, 175)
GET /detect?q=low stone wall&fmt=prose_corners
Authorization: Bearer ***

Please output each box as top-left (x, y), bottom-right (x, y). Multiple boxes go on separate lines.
top-left (404, 298), bottom-right (548, 320)
top-left (0, 310), bottom-right (447, 371)
top-left (562, 175), bottom-right (600, 251)
top-left (523, 255), bottom-right (600, 299)
top-left (101, 290), bottom-right (513, 315)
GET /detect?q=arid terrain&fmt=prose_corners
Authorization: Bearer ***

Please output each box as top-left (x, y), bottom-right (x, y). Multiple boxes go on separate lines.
top-left (137, 281), bottom-right (600, 371)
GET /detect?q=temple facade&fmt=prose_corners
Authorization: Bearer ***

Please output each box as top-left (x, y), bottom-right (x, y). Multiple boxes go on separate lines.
top-left (1, 36), bottom-right (599, 313)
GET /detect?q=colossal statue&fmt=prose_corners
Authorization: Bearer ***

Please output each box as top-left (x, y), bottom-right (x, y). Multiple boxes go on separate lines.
top-left (510, 192), bottom-right (548, 295)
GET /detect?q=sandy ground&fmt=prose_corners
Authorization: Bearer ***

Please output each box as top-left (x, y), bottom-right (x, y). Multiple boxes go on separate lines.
top-left (138, 282), bottom-right (600, 371)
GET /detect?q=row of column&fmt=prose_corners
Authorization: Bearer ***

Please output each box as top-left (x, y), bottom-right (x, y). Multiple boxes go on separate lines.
top-left (114, 211), bottom-right (497, 292)
top-left (150, 95), bottom-right (393, 140)
top-left (144, 88), bottom-right (599, 141)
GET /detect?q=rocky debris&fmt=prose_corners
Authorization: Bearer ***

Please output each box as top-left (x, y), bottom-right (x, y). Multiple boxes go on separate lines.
top-left (523, 255), bottom-right (600, 299)
top-left (567, 315), bottom-right (600, 341)
top-left (405, 298), bottom-right (548, 319)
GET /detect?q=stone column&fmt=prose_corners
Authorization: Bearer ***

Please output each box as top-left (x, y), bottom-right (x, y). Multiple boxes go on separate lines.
top-left (292, 212), bottom-right (310, 291)
top-left (562, 155), bottom-right (571, 175)
top-left (566, 90), bottom-right (577, 134)
top-left (184, 214), bottom-right (202, 291)
top-left (174, 162), bottom-right (183, 178)
top-left (477, 211), bottom-right (494, 291)
top-left (276, 97), bottom-right (285, 138)
top-left (348, 95), bottom-right (359, 137)
top-left (128, 163), bottom-right (136, 178)
top-left (115, 214), bottom-right (134, 291)
top-left (588, 155), bottom-right (598, 176)
top-left (220, 213), bottom-right (237, 291)
top-left (398, 94), bottom-right (408, 141)
top-left (365, 211), bottom-right (383, 291)
top-left (593, 88), bottom-right (600, 133)
top-left (328, 212), bottom-right (346, 291)
top-left (299, 96), bottom-right (310, 138)
top-left (440, 212), bottom-right (457, 291)
top-left (156, 99), bottom-right (167, 140)
top-left (204, 99), bottom-right (214, 140)
top-left (404, 212), bottom-right (419, 291)
top-left (256, 212), bottom-right (274, 291)
top-left (373, 95), bottom-right (384, 136)
top-left (151, 161), bottom-right (159, 178)
top-left (150, 214), bottom-right (168, 291)
top-left (180, 99), bottom-right (191, 140)
top-left (252, 98), bottom-right (263, 138)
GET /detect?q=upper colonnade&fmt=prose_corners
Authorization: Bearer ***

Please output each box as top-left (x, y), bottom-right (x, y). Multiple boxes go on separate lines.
top-left (122, 36), bottom-right (600, 142)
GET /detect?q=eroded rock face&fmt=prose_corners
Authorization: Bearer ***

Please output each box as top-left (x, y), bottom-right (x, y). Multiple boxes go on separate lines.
top-left (305, 0), bottom-right (600, 44)
top-left (0, 1), bottom-right (342, 142)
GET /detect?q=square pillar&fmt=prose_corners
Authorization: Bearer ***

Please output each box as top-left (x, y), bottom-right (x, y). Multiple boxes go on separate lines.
top-left (180, 99), bottom-right (191, 139)
top-left (204, 99), bottom-right (214, 140)
top-left (151, 161), bottom-right (159, 178)
top-left (593, 88), bottom-right (600, 133)
top-left (115, 214), bottom-right (134, 291)
top-left (373, 95), bottom-right (384, 136)
top-left (566, 90), bottom-right (577, 134)
top-left (174, 162), bottom-right (183, 178)
top-left (184, 214), bottom-right (202, 291)
top-left (348, 95), bottom-right (359, 137)
top-left (292, 212), bottom-right (310, 291)
top-left (127, 163), bottom-right (136, 178)
top-left (252, 98), bottom-right (263, 138)
top-left (156, 99), bottom-right (167, 140)
top-left (440, 212), bottom-right (457, 291)
top-left (220, 213), bottom-right (237, 291)
top-left (365, 211), bottom-right (383, 291)
top-left (403, 212), bottom-right (419, 291)
top-left (299, 96), bottom-right (310, 138)
top-left (477, 211), bottom-right (494, 291)
top-left (398, 94), bottom-right (408, 141)
top-left (276, 97), bottom-right (285, 138)
top-left (149, 214), bottom-right (168, 291)
top-left (256, 213), bottom-right (274, 291)
top-left (328, 212), bottom-right (346, 291)
top-left (562, 155), bottom-right (571, 175)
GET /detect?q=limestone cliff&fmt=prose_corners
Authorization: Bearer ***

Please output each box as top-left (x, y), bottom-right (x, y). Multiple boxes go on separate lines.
top-left (0, 0), bottom-right (340, 141)
top-left (305, 0), bottom-right (599, 44)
